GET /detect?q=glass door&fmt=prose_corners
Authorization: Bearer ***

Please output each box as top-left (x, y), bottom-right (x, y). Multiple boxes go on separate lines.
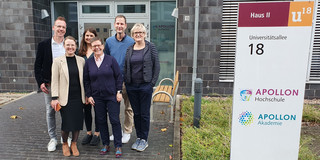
top-left (125, 20), bottom-right (149, 41)
top-left (79, 19), bottom-right (113, 44)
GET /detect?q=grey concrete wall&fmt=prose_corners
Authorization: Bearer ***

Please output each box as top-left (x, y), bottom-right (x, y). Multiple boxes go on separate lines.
top-left (0, 0), bottom-right (51, 92)
top-left (176, 0), bottom-right (233, 96)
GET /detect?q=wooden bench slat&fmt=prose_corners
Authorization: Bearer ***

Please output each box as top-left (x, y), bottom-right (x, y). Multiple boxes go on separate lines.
top-left (159, 86), bottom-right (170, 102)
top-left (151, 71), bottom-right (179, 123)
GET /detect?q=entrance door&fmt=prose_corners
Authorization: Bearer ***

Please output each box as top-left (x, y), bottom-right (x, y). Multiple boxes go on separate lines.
top-left (79, 20), bottom-right (113, 44)
top-left (78, 1), bottom-right (150, 42)
top-left (79, 19), bottom-right (149, 43)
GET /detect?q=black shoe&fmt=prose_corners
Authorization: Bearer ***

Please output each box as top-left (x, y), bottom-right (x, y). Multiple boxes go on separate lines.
top-left (90, 135), bottom-right (100, 146)
top-left (81, 134), bottom-right (93, 145)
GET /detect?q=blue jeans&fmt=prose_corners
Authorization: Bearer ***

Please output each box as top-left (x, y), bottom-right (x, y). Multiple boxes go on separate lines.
top-left (43, 86), bottom-right (57, 140)
top-left (126, 83), bottom-right (153, 141)
top-left (94, 98), bottom-right (122, 148)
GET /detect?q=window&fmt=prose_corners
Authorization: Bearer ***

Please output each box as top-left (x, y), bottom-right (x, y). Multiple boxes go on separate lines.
top-left (219, 0), bottom-right (238, 82)
top-left (308, 0), bottom-right (320, 82)
top-left (82, 5), bottom-right (110, 14)
top-left (117, 5), bottom-right (146, 13)
top-left (53, 2), bottom-right (78, 41)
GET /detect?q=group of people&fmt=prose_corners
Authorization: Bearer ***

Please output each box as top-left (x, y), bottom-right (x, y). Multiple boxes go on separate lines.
top-left (34, 15), bottom-right (160, 158)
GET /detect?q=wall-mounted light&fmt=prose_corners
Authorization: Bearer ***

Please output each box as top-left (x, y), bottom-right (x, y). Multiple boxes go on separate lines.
top-left (41, 9), bottom-right (49, 19)
top-left (171, 8), bottom-right (178, 18)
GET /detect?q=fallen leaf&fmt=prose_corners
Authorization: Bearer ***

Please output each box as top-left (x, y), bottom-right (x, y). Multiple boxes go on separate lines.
top-left (160, 110), bottom-right (165, 114)
top-left (169, 144), bottom-right (173, 147)
top-left (161, 128), bottom-right (167, 132)
top-left (10, 115), bottom-right (18, 119)
top-left (19, 107), bottom-right (24, 110)
top-left (180, 117), bottom-right (184, 122)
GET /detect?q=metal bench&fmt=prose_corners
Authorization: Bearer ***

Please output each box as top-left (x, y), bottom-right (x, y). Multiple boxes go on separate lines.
top-left (151, 71), bottom-right (179, 123)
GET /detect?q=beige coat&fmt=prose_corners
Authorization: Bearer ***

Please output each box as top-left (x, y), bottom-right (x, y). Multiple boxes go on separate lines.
top-left (51, 55), bottom-right (85, 106)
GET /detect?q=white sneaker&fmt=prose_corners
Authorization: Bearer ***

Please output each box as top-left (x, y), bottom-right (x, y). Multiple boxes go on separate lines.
top-left (110, 130), bottom-right (124, 141)
top-left (110, 135), bottom-right (114, 141)
top-left (61, 137), bottom-right (72, 147)
top-left (47, 139), bottom-right (58, 152)
top-left (122, 133), bottom-right (131, 143)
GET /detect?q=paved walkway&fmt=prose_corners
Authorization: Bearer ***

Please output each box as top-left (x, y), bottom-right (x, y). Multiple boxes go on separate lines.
top-left (0, 92), bottom-right (179, 160)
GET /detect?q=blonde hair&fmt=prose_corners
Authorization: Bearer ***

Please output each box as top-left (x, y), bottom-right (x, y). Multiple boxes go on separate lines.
top-left (131, 23), bottom-right (146, 38)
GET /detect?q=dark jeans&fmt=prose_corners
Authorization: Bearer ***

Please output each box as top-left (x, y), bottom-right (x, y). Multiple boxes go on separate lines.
top-left (94, 98), bottom-right (122, 148)
top-left (83, 104), bottom-right (99, 132)
top-left (126, 83), bottom-right (153, 141)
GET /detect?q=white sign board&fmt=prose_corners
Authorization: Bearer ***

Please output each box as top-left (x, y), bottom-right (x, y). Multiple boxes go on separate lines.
top-left (230, 1), bottom-right (314, 160)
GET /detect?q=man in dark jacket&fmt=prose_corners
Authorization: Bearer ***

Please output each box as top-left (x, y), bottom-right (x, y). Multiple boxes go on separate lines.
top-left (34, 16), bottom-right (69, 152)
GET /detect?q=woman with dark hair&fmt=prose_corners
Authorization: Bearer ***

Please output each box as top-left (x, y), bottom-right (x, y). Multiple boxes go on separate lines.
top-left (78, 28), bottom-right (101, 146)
top-left (84, 37), bottom-right (123, 158)
top-left (78, 28), bottom-right (97, 59)
top-left (124, 23), bottom-right (160, 152)
top-left (51, 36), bottom-right (85, 157)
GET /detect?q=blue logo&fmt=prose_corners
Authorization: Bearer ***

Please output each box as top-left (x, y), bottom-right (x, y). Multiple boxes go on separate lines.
top-left (239, 111), bottom-right (254, 126)
top-left (240, 89), bottom-right (252, 101)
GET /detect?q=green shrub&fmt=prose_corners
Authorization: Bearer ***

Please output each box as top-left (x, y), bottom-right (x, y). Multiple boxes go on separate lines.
top-left (298, 136), bottom-right (319, 160)
top-left (302, 104), bottom-right (320, 123)
top-left (181, 96), bottom-right (231, 160)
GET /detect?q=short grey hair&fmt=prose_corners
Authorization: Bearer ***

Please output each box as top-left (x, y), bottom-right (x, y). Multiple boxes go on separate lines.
top-left (131, 23), bottom-right (146, 38)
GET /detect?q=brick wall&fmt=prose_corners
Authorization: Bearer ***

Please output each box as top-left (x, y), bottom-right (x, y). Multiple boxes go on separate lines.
top-left (0, 0), bottom-right (51, 92)
top-left (176, 0), bottom-right (233, 96)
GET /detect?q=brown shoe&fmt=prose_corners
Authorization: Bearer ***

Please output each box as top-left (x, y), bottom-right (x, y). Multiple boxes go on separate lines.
top-left (70, 142), bottom-right (79, 156)
top-left (62, 142), bottom-right (71, 157)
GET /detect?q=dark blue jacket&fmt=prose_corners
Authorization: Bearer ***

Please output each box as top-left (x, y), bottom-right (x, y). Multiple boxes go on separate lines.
top-left (34, 38), bottom-right (53, 88)
top-left (84, 55), bottom-right (123, 102)
top-left (124, 40), bottom-right (160, 86)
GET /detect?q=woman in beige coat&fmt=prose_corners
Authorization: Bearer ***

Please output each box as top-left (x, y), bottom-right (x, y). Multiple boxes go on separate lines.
top-left (51, 36), bottom-right (85, 157)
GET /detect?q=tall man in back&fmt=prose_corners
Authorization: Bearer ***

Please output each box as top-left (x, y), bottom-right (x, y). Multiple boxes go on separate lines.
top-left (34, 16), bottom-right (70, 152)
top-left (105, 15), bottom-right (135, 143)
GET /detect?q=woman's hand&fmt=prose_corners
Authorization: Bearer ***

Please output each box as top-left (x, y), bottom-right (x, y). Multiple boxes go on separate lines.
top-left (85, 96), bottom-right (89, 105)
top-left (51, 100), bottom-right (60, 111)
top-left (116, 93), bottom-right (122, 102)
top-left (88, 97), bottom-right (95, 106)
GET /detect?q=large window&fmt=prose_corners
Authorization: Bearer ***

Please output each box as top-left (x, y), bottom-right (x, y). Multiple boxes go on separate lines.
top-left (151, 1), bottom-right (176, 85)
top-left (117, 5), bottom-right (146, 13)
top-left (220, 0), bottom-right (320, 83)
top-left (82, 5), bottom-right (110, 14)
top-left (53, 2), bottom-right (78, 41)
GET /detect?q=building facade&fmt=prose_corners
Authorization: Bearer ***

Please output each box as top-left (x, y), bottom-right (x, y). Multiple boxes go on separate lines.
top-left (0, 0), bottom-right (320, 98)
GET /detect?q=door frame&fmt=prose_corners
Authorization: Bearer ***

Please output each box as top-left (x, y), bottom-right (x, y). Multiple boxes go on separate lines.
top-left (78, 1), bottom-right (150, 43)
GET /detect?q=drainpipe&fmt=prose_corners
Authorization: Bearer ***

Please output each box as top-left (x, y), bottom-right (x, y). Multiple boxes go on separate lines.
top-left (192, 0), bottom-right (200, 95)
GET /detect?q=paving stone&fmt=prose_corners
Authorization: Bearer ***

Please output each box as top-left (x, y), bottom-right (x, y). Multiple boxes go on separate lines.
top-left (0, 92), bottom-right (176, 159)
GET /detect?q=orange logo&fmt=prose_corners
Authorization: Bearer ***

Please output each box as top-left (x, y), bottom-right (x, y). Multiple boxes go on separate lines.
top-left (288, 1), bottom-right (314, 26)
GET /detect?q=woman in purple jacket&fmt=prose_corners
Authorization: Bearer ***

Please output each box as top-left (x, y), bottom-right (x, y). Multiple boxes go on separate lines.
top-left (83, 37), bottom-right (123, 158)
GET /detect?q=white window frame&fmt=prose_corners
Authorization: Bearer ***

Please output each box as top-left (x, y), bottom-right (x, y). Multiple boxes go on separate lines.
top-left (78, 1), bottom-right (114, 18)
top-left (115, 1), bottom-right (149, 18)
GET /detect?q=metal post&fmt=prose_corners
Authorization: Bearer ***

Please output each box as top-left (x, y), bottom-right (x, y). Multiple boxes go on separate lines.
top-left (193, 78), bottom-right (202, 128)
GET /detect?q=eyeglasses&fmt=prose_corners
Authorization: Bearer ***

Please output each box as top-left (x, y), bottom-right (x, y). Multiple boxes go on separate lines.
top-left (133, 32), bottom-right (145, 35)
top-left (55, 25), bottom-right (66, 29)
top-left (92, 44), bottom-right (102, 48)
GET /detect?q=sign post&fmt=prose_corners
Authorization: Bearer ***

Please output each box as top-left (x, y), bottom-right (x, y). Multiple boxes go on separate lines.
top-left (230, 1), bottom-right (314, 160)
